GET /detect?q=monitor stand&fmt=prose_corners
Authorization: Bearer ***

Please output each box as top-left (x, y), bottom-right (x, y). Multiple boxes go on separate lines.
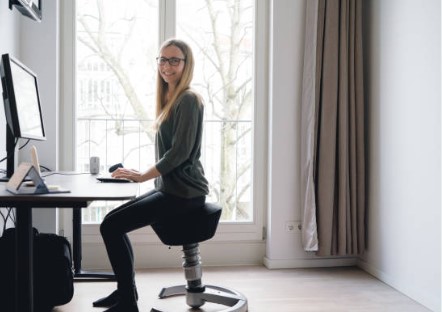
top-left (0, 126), bottom-right (18, 182)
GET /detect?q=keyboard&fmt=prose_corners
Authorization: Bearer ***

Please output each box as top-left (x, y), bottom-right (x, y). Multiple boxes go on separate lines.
top-left (96, 177), bottom-right (132, 183)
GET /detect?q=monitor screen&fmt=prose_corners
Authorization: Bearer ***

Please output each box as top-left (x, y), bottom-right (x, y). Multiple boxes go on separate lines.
top-left (1, 54), bottom-right (46, 141)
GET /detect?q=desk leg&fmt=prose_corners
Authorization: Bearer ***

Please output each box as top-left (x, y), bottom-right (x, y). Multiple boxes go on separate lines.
top-left (15, 206), bottom-right (33, 312)
top-left (73, 207), bottom-right (82, 275)
top-left (73, 207), bottom-right (115, 280)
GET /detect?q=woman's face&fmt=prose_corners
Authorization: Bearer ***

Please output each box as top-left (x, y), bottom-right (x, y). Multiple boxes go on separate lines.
top-left (158, 45), bottom-right (186, 88)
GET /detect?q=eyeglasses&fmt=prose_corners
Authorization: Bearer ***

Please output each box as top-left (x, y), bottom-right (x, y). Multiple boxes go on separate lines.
top-left (156, 57), bottom-right (186, 66)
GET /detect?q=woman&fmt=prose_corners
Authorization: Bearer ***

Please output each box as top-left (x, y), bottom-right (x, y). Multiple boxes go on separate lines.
top-left (92, 39), bottom-right (209, 312)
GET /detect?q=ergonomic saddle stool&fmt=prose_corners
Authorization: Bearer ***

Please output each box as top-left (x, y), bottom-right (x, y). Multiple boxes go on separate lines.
top-left (150, 203), bottom-right (248, 312)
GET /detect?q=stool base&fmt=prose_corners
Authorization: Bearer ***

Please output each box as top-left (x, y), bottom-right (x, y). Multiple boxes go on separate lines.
top-left (151, 284), bottom-right (248, 312)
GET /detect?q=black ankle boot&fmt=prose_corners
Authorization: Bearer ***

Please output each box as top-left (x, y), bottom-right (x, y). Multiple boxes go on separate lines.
top-left (93, 289), bottom-right (120, 307)
top-left (104, 301), bottom-right (139, 312)
top-left (93, 288), bottom-right (139, 308)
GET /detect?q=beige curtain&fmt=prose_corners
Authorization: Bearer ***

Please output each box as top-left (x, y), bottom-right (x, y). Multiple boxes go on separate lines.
top-left (300, 0), bottom-right (365, 256)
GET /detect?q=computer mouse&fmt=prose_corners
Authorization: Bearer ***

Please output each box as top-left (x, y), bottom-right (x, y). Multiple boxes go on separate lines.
top-left (109, 163), bottom-right (124, 173)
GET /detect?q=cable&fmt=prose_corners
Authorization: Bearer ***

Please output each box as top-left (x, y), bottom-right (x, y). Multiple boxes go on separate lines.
top-left (41, 172), bottom-right (91, 178)
top-left (40, 165), bottom-right (52, 172)
top-left (0, 209), bottom-right (6, 232)
top-left (18, 139), bottom-right (31, 150)
top-left (0, 207), bottom-right (15, 234)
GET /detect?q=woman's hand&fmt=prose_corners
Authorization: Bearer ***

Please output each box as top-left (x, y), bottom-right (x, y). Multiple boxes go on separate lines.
top-left (111, 166), bottom-right (161, 183)
top-left (111, 168), bottom-right (142, 182)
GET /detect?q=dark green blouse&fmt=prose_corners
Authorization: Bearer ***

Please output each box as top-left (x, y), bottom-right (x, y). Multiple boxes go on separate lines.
top-left (154, 90), bottom-right (209, 198)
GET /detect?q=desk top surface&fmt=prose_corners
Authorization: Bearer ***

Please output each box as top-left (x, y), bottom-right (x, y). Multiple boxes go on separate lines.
top-left (0, 172), bottom-right (140, 207)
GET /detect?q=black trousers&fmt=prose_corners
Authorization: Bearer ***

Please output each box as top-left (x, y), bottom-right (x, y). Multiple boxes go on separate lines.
top-left (100, 189), bottom-right (206, 296)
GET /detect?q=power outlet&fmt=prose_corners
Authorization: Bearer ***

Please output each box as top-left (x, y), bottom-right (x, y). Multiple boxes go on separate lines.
top-left (285, 221), bottom-right (296, 232)
top-left (285, 221), bottom-right (302, 232)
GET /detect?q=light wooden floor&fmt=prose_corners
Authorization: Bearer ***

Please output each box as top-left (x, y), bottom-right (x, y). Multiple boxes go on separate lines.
top-left (55, 266), bottom-right (430, 312)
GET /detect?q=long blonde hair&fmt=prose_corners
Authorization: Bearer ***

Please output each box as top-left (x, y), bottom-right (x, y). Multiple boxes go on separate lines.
top-left (155, 39), bottom-right (195, 127)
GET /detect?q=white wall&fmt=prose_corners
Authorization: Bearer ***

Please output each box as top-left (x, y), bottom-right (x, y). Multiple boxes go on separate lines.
top-left (20, 1), bottom-right (59, 171)
top-left (0, 0), bottom-right (60, 234)
top-left (0, 0), bottom-right (20, 175)
top-left (19, 0), bottom-right (60, 234)
top-left (265, 0), bottom-right (306, 267)
top-left (361, 0), bottom-right (441, 311)
top-left (0, 0), bottom-right (20, 79)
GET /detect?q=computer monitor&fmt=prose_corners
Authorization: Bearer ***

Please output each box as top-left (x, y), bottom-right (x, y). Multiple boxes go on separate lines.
top-left (0, 53), bottom-right (46, 180)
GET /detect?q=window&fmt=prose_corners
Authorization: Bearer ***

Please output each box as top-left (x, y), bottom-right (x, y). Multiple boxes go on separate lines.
top-left (62, 0), bottom-right (267, 242)
top-left (176, 0), bottom-right (255, 221)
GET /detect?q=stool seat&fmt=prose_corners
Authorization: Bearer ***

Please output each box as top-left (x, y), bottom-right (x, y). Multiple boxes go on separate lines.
top-left (152, 203), bottom-right (222, 246)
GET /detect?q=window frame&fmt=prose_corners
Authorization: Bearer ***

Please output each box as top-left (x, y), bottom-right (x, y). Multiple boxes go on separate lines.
top-left (60, 0), bottom-right (269, 244)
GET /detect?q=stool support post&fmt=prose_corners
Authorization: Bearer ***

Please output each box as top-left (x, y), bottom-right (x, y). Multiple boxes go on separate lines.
top-left (182, 244), bottom-right (204, 292)
top-left (182, 243), bottom-right (206, 308)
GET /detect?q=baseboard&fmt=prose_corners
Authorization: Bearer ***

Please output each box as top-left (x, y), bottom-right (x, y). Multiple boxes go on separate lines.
top-left (357, 259), bottom-right (440, 312)
top-left (263, 256), bottom-right (358, 269)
